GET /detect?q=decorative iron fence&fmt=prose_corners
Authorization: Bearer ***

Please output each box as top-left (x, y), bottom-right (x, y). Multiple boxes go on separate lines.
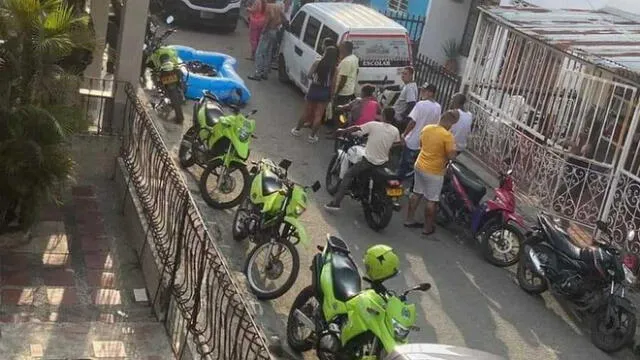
top-left (413, 53), bottom-right (462, 110)
top-left (120, 83), bottom-right (271, 359)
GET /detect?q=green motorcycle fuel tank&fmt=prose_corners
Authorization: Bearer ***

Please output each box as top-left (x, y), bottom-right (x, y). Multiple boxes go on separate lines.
top-left (196, 106), bottom-right (256, 163)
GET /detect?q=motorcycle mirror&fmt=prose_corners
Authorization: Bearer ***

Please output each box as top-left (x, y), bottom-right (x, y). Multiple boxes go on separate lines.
top-left (628, 230), bottom-right (636, 242)
top-left (311, 181), bottom-right (321, 193)
top-left (278, 159), bottom-right (292, 170)
top-left (249, 109), bottom-right (258, 116)
top-left (596, 220), bottom-right (609, 232)
top-left (416, 282), bottom-right (431, 292)
top-left (166, 16), bottom-right (175, 25)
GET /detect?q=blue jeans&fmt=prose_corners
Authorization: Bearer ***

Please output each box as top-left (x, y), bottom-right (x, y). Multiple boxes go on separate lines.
top-left (397, 146), bottom-right (419, 180)
top-left (254, 29), bottom-right (278, 77)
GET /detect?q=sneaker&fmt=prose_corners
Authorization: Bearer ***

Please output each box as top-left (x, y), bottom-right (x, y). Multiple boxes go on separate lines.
top-left (307, 135), bottom-right (319, 144)
top-left (324, 203), bottom-right (341, 212)
top-left (290, 128), bottom-right (301, 137)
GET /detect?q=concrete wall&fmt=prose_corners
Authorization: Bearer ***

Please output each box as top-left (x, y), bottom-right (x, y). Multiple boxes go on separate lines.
top-left (419, 0), bottom-right (472, 65)
top-left (70, 134), bottom-right (121, 182)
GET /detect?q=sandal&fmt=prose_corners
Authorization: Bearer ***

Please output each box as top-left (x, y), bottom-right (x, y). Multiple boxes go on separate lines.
top-left (422, 229), bottom-right (436, 237)
top-left (403, 222), bottom-right (423, 228)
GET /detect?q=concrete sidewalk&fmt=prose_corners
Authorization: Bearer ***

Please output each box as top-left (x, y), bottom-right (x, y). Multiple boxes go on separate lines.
top-left (0, 183), bottom-right (173, 359)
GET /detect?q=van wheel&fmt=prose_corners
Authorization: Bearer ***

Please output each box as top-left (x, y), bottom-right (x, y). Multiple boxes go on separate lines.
top-left (278, 55), bottom-right (289, 84)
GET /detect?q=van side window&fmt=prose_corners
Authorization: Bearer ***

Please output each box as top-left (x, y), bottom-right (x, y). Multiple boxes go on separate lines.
top-left (289, 11), bottom-right (306, 38)
top-left (316, 25), bottom-right (338, 53)
top-left (302, 16), bottom-right (321, 50)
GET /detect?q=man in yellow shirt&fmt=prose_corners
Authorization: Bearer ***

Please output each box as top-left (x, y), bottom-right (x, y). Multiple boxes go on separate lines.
top-left (404, 110), bottom-right (459, 237)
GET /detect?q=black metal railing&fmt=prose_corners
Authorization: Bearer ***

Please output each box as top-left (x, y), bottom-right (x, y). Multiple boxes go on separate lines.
top-left (120, 83), bottom-right (271, 360)
top-left (413, 53), bottom-right (462, 109)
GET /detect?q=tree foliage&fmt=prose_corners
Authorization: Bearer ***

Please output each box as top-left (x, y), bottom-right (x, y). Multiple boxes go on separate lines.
top-left (0, 0), bottom-right (95, 231)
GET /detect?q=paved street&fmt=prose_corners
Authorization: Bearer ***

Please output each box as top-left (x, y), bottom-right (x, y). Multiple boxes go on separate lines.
top-left (147, 21), bottom-right (635, 360)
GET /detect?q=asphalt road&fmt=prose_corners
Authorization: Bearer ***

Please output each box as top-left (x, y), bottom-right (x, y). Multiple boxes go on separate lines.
top-left (146, 21), bottom-right (635, 360)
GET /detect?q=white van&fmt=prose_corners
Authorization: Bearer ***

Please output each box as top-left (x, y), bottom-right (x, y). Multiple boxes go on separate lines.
top-left (278, 3), bottom-right (412, 93)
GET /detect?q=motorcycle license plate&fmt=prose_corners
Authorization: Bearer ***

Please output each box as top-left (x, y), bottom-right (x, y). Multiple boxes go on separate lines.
top-left (386, 187), bottom-right (403, 197)
top-left (160, 73), bottom-right (178, 85)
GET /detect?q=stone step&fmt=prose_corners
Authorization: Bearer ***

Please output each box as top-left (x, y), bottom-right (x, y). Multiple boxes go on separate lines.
top-left (0, 322), bottom-right (171, 359)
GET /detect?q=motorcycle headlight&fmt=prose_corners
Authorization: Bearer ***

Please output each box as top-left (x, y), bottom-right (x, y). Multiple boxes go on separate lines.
top-left (624, 265), bottom-right (636, 285)
top-left (391, 318), bottom-right (410, 341)
top-left (239, 128), bottom-right (250, 142)
top-left (294, 205), bottom-right (305, 216)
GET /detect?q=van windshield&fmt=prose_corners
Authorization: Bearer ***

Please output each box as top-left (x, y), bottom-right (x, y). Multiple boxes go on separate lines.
top-left (348, 34), bottom-right (411, 68)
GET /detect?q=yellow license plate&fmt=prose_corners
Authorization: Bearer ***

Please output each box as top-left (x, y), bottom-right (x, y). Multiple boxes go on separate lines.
top-left (160, 73), bottom-right (178, 84)
top-left (386, 188), bottom-right (403, 197)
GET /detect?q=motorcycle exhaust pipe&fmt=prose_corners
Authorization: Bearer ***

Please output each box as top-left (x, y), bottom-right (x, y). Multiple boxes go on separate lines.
top-left (524, 245), bottom-right (545, 276)
top-left (293, 309), bottom-right (315, 330)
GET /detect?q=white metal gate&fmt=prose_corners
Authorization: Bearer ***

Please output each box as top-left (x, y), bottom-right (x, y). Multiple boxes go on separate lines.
top-left (462, 13), bottom-right (640, 252)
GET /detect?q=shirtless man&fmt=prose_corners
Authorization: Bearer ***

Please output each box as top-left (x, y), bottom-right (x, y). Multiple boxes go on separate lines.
top-left (248, 0), bottom-right (287, 81)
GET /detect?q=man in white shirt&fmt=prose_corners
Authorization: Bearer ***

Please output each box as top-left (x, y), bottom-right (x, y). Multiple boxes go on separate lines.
top-left (392, 66), bottom-right (418, 125)
top-left (325, 108), bottom-right (402, 211)
top-left (397, 83), bottom-right (441, 180)
top-left (449, 93), bottom-right (473, 155)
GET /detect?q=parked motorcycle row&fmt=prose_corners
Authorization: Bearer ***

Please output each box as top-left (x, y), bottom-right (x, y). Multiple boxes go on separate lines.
top-left (142, 17), bottom-right (638, 358)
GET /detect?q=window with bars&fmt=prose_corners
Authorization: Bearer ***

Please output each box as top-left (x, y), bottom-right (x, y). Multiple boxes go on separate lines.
top-left (387, 0), bottom-right (409, 13)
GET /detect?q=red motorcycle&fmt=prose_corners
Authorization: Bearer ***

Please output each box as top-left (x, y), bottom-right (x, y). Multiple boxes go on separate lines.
top-left (437, 160), bottom-right (526, 267)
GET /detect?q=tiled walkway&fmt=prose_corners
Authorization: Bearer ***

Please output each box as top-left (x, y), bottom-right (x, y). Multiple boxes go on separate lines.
top-left (0, 185), bottom-right (173, 359)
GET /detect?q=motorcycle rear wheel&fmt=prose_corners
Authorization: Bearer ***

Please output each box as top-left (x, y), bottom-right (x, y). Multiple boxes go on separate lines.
top-left (363, 193), bottom-right (393, 232)
top-left (516, 256), bottom-right (548, 294)
top-left (482, 223), bottom-right (524, 267)
top-left (286, 286), bottom-right (317, 352)
top-left (591, 304), bottom-right (637, 353)
top-left (244, 235), bottom-right (300, 300)
top-left (178, 126), bottom-right (198, 168)
top-left (232, 197), bottom-right (252, 241)
top-left (165, 86), bottom-right (184, 123)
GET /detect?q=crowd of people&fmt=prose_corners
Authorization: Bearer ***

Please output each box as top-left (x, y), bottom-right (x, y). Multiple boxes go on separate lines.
top-left (244, 0), bottom-right (474, 238)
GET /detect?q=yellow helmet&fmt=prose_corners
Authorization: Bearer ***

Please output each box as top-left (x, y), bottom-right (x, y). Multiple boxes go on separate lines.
top-left (363, 244), bottom-right (399, 281)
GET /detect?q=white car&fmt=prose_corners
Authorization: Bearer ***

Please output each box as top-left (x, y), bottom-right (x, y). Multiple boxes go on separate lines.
top-left (278, 3), bottom-right (413, 93)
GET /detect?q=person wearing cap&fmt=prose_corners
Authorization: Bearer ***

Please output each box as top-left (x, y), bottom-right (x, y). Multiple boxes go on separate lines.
top-left (397, 83), bottom-right (441, 181)
top-left (392, 66), bottom-right (418, 128)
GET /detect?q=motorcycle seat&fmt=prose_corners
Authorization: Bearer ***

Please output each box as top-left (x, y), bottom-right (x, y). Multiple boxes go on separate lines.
top-left (372, 167), bottom-right (400, 181)
top-left (539, 215), bottom-right (583, 259)
top-left (449, 161), bottom-right (486, 202)
top-left (204, 102), bottom-right (224, 127)
top-left (262, 170), bottom-right (283, 195)
top-left (331, 252), bottom-right (361, 302)
top-left (327, 235), bottom-right (350, 254)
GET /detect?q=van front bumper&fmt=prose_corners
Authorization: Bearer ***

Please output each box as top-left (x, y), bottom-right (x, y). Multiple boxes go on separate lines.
top-left (167, 0), bottom-right (240, 24)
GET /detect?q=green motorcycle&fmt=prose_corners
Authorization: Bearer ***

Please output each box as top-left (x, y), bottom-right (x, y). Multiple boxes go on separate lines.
top-left (233, 158), bottom-right (321, 300)
top-left (286, 238), bottom-right (431, 359)
top-left (185, 90), bottom-right (256, 209)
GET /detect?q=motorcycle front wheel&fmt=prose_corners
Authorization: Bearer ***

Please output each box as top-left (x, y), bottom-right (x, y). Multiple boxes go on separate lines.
top-left (286, 285), bottom-right (317, 352)
top-left (482, 223), bottom-right (524, 267)
top-left (363, 192), bottom-right (393, 231)
top-left (199, 159), bottom-right (250, 209)
top-left (244, 235), bottom-right (300, 300)
top-left (591, 303), bottom-right (637, 353)
top-left (325, 154), bottom-right (341, 196)
top-left (178, 126), bottom-right (198, 168)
